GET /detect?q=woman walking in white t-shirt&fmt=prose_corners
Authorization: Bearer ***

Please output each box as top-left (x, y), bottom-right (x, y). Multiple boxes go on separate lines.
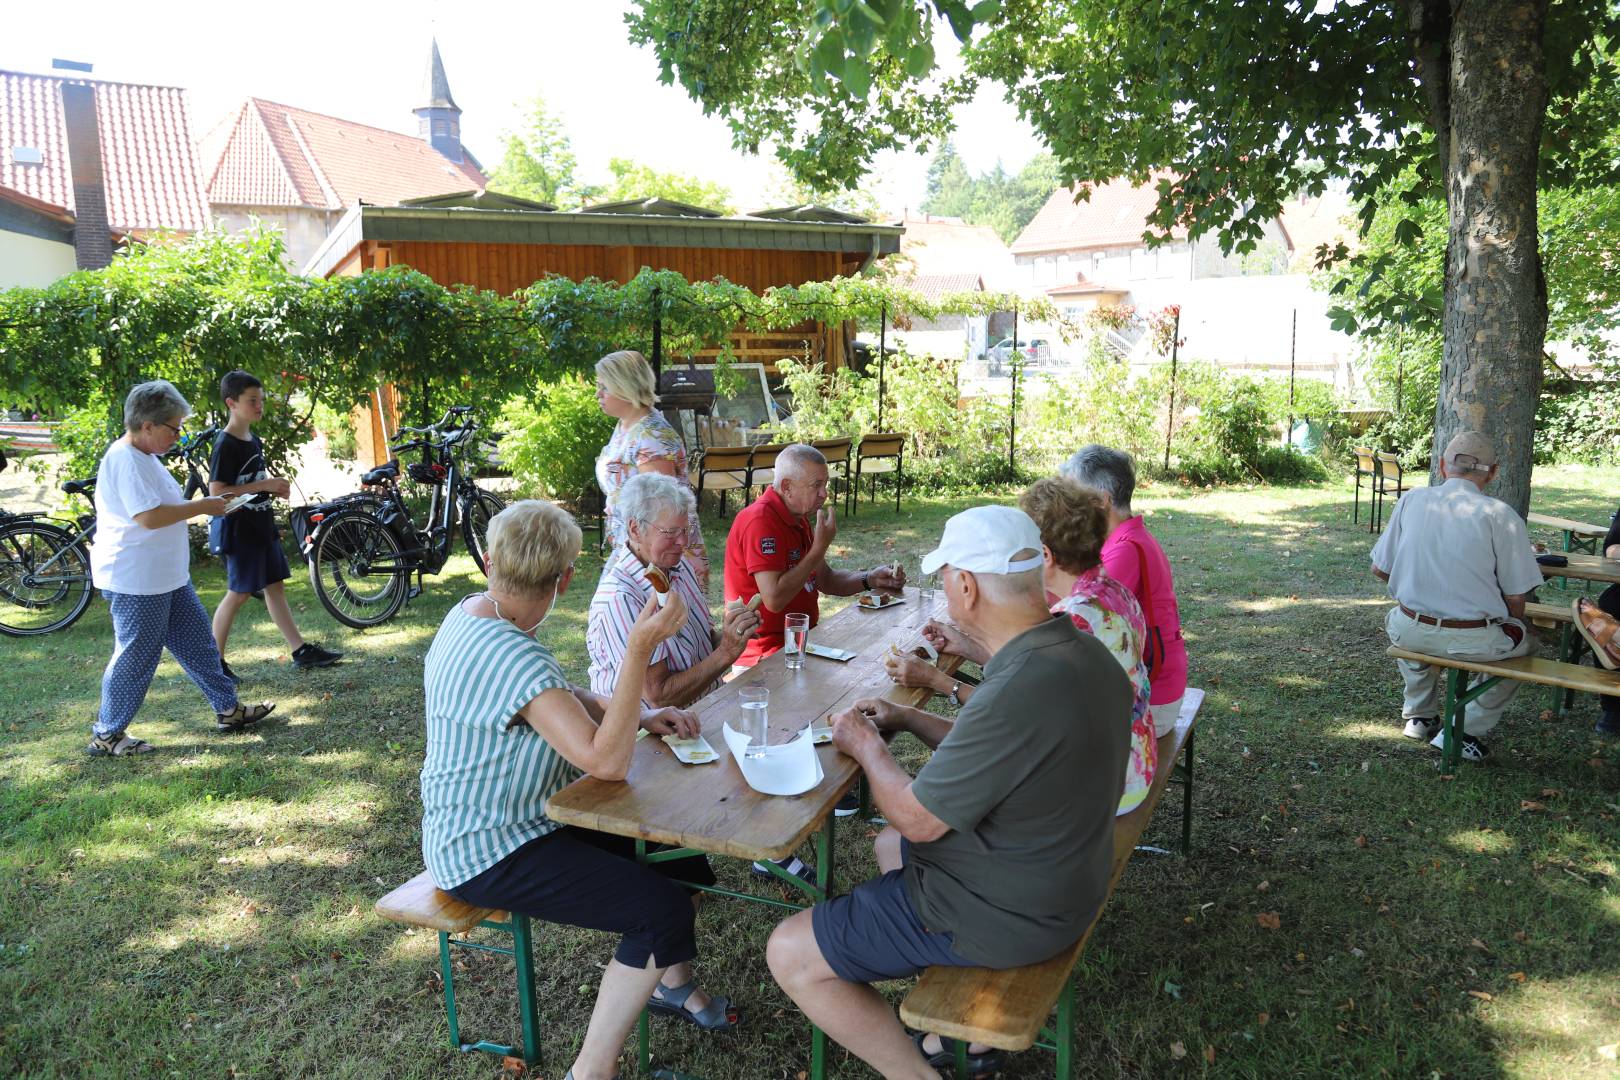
top-left (86, 380), bottom-right (275, 757)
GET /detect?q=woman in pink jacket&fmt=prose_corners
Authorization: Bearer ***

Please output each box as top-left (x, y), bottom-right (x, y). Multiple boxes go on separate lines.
top-left (1063, 445), bottom-right (1189, 736)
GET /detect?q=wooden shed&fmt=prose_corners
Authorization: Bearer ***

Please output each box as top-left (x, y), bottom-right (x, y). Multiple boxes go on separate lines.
top-left (304, 194), bottom-right (902, 464)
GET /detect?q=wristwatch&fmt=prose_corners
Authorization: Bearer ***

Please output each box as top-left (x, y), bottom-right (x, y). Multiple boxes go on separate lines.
top-left (861, 571), bottom-right (871, 590)
top-left (947, 682), bottom-right (962, 707)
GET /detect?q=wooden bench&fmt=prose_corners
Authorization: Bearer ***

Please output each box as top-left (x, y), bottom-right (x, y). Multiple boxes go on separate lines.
top-left (1386, 646), bottom-right (1620, 769)
top-left (1528, 511), bottom-right (1607, 554)
top-left (375, 871), bottom-right (544, 1066)
top-left (900, 689), bottom-right (1205, 1080)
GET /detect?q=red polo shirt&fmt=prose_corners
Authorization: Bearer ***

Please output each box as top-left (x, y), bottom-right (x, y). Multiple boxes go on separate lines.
top-left (723, 485), bottom-right (819, 666)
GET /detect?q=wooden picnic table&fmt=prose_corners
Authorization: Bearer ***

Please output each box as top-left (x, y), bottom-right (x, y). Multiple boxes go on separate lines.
top-left (546, 585), bottom-right (963, 1080)
top-left (1528, 512), bottom-right (1608, 574)
top-left (1539, 551), bottom-right (1620, 586)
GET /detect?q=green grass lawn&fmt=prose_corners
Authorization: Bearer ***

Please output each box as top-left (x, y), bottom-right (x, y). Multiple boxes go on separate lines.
top-left (2, 468), bottom-right (1618, 1078)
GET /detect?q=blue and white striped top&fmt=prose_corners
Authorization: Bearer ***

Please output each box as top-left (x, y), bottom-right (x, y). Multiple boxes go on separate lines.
top-left (420, 600), bottom-right (576, 890)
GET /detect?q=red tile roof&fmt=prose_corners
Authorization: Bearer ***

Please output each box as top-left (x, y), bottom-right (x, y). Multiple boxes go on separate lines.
top-left (1011, 175), bottom-right (1187, 256)
top-left (0, 69), bottom-right (210, 233)
top-left (895, 270), bottom-right (984, 304)
top-left (202, 98), bottom-right (487, 210)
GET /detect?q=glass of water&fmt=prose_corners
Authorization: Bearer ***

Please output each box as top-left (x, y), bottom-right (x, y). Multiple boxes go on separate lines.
top-left (740, 686), bottom-right (770, 758)
top-left (784, 613), bottom-right (810, 670)
top-left (917, 571), bottom-right (938, 623)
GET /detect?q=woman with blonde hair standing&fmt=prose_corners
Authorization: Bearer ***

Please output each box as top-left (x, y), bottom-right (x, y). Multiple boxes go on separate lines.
top-left (593, 349), bottom-right (707, 586)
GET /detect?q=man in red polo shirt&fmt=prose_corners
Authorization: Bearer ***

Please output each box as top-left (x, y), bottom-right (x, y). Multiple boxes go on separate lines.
top-left (724, 444), bottom-right (906, 667)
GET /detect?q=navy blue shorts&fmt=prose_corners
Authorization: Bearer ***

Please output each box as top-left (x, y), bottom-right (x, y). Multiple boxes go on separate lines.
top-left (225, 538), bottom-right (291, 594)
top-left (451, 826), bottom-right (716, 970)
top-left (811, 866), bottom-right (975, 984)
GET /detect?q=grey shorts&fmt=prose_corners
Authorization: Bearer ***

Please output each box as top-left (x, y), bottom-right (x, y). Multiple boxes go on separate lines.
top-left (811, 865), bottom-right (975, 984)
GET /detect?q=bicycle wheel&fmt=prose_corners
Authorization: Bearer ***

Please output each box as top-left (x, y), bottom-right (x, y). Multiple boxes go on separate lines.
top-left (0, 521), bottom-right (94, 636)
top-left (459, 489), bottom-right (505, 577)
top-left (309, 509), bottom-right (408, 628)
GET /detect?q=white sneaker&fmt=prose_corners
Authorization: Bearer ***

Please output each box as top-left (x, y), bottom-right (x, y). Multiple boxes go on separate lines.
top-left (1403, 716), bottom-right (1441, 741)
top-left (1428, 729), bottom-right (1490, 762)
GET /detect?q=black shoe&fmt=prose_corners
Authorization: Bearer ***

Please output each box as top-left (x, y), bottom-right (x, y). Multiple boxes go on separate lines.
top-left (751, 856), bottom-right (817, 885)
top-left (912, 1031), bottom-right (1006, 1077)
top-left (834, 791), bottom-right (861, 817)
top-left (291, 643), bottom-right (343, 669)
top-left (219, 659), bottom-right (242, 686)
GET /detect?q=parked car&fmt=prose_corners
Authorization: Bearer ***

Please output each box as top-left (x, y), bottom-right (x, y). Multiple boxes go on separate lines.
top-left (987, 337), bottom-right (1053, 372)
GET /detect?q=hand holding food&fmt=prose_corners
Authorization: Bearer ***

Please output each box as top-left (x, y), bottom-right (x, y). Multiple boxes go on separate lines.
top-left (830, 704), bottom-right (880, 755)
top-left (629, 591), bottom-right (687, 652)
top-left (884, 646), bottom-right (939, 691)
top-left (644, 564), bottom-right (671, 606)
top-left (852, 695), bottom-right (903, 732)
top-left (642, 706), bottom-right (702, 740)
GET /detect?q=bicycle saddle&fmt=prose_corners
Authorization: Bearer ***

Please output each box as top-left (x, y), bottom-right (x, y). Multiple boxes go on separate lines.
top-left (61, 478), bottom-right (96, 496)
top-left (361, 461), bottom-right (400, 485)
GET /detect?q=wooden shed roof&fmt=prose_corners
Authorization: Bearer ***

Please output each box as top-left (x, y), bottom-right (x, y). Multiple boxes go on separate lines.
top-left (304, 202), bottom-right (903, 278)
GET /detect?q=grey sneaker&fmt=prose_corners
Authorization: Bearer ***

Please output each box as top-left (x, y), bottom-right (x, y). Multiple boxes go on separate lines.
top-left (1402, 716), bottom-right (1441, 741)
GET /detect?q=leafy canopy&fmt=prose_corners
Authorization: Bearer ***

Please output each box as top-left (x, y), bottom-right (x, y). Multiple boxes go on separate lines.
top-left (630, 1), bottom-right (1620, 252)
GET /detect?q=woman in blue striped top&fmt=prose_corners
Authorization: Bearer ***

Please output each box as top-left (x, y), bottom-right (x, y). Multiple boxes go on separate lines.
top-left (421, 500), bottom-right (742, 1080)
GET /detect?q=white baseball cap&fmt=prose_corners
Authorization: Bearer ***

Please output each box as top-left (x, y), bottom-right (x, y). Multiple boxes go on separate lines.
top-left (920, 505), bottom-right (1046, 576)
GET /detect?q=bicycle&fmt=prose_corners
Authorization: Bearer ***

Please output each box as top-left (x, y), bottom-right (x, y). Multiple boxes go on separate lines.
top-left (301, 406), bottom-right (505, 628)
top-left (0, 428), bottom-right (217, 637)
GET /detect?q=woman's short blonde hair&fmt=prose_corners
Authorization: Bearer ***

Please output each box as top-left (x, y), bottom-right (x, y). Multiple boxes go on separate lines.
top-left (484, 500), bottom-right (583, 597)
top-left (595, 350), bottom-right (657, 410)
top-left (1019, 476), bottom-right (1110, 575)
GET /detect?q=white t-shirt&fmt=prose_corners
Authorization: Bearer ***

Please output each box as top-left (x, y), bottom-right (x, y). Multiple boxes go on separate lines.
top-left (1370, 477), bottom-right (1544, 621)
top-left (91, 438), bottom-right (191, 594)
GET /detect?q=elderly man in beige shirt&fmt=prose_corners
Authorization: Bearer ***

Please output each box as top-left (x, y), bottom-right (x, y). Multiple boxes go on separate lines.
top-left (1370, 431), bottom-right (1545, 763)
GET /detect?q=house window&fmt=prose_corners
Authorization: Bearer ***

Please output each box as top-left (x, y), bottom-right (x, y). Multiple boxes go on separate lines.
top-left (1129, 248), bottom-right (1149, 279)
top-left (1092, 252), bottom-right (1106, 277)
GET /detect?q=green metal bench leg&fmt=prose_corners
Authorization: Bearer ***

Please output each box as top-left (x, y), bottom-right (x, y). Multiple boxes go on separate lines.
top-left (953, 1039), bottom-right (969, 1079)
top-left (511, 915), bottom-right (542, 1066)
top-left (809, 813), bottom-right (836, 1080)
top-left (439, 931), bottom-right (461, 1051)
top-left (1055, 976), bottom-right (1074, 1080)
top-left (1180, 726), bottom-right (1195, 855)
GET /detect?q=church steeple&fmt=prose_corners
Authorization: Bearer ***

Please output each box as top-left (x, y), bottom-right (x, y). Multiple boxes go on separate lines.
top-left (414, 38), bottom-right (464, 164)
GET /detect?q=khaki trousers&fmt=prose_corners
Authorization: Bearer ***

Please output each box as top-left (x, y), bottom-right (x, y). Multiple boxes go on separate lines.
top-left (1384, 606), bottom-right (1534, 738)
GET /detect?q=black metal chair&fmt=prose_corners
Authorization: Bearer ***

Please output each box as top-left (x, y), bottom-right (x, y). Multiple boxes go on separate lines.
top-left (852, 433), bottom-right (907, 515)
top-left (1372, 452), bottom-right (1405, 533)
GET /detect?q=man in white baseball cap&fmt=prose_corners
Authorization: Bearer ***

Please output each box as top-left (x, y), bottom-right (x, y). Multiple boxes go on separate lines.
top-left (765, 505), bottom-right (1132, 1077)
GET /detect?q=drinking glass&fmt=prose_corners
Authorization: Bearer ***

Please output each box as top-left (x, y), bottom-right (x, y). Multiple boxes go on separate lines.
top-left (784, 613), bottom-right (810, 670)
top-left (917, 572), bottom-right (938, 623)
top-left (740, 686), bottom-right (770, 758)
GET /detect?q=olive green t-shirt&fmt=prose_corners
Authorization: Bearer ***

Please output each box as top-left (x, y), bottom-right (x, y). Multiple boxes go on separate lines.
top-left (906, 615), bottom-right (1132, 968)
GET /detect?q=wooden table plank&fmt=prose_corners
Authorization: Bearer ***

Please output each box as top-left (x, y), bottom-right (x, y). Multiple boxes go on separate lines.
top-left (1539, 551), bottom-right (1620, 585)
top-left (1386, 646), bottom-right (1620, 696)
top-left (1529, 512), bottom-right (1607, 537)
top-left (546, 588), bottom-right (960, 862)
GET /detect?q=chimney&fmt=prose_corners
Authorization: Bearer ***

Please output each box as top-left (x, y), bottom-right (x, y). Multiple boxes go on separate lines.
top-left (413, 38), bottom-right (464, 165)
top-left (59, 82), bottom-right (113, 270)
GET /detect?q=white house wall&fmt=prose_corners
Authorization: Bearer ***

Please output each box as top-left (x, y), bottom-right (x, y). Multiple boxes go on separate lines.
top-left (0, 229), bottom-right (78, 289)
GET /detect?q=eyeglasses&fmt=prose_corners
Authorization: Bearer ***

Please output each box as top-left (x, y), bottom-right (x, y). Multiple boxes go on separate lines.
top-left (156, 422), bottom-right (184, 437)
top-left (649, 523), bottom-right (690, 540)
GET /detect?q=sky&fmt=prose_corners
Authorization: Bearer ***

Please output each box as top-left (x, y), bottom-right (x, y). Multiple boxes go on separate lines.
top-left (4, 0), bottom-right (1047, 215)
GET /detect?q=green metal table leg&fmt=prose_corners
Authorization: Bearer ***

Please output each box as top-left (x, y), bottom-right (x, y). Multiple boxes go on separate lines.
top-left (953, 1039), bottom-right (969, 1079)
top-left (858, 773), bottom-right (872, 818)
top-left (1179, 726), bottom-right (1195, 856)
top-left (809, 814), bottom-right (835, 1080)
top-left (1055, 977), bottom-right (1074, 1080)
top-left (510, 915), bottom-right (542, 1065)
top-left (439, 931), bottom-right (461, 1051)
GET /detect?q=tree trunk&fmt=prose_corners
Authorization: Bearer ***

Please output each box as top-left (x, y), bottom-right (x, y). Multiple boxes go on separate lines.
top-left (1430, 0), bottom-right (1549, 516)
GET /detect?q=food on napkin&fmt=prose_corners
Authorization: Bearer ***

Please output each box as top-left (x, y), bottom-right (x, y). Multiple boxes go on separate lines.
top-left (662, 733), bottom-right (718, 764)
top-left (645, 565), bottom-right (671, 606)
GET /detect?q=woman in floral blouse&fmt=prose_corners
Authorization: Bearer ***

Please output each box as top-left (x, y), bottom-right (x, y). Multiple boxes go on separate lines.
top-left (593, 349), bottom-right (708, 587)
top-left (883, 476), bottom-right (1156, 815)
top-left (1019, 476), bottom-right (1156, 813)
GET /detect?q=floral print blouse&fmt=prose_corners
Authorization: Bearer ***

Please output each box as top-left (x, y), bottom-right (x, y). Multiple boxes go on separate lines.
top-left (1051, 565), bottom-right (1157, 815)
top-left (595, 410), bottom-right (707, 581)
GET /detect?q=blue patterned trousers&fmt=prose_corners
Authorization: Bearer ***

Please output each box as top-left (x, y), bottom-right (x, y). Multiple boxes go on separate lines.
top-left (95, 586), bottom-right (238, 738)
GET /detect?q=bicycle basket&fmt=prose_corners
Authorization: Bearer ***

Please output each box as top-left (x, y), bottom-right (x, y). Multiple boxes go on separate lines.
top-left (407, 461), bottom-right (448, 485)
